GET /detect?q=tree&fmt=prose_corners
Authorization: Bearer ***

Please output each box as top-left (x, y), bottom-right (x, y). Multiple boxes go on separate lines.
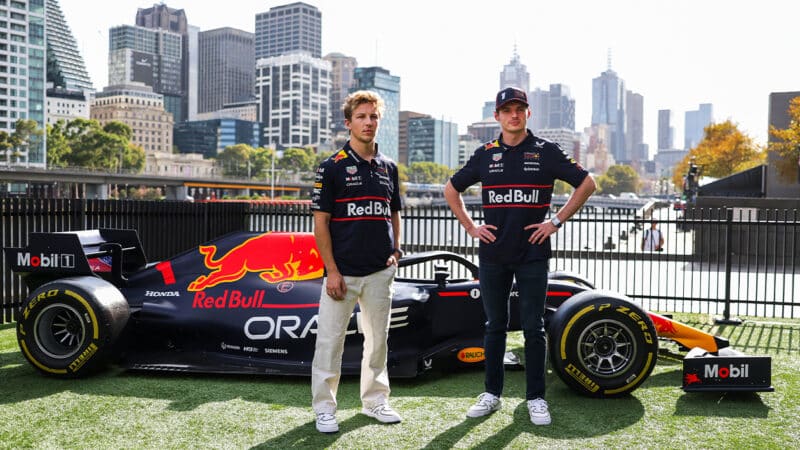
top-left (217, 144), bottom-right (255, 177)
top-left (277, 147), bottom-right (315, 172)
top-left (672, 120), bottom-right (765, 189)
top-left (768, 96), bottom-right (800, 183)
top-left (10, 119), bottom-right (44, 164)
top-left (596, 164), bottom-right (640, 195)
top-left (407, 161), bottom-right (452, 184)
top-left (46, 121), bottom-right (71, 168)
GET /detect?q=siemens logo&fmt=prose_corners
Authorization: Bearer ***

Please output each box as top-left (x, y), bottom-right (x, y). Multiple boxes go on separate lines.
top-left (487, 189), bottom-right (540, 204)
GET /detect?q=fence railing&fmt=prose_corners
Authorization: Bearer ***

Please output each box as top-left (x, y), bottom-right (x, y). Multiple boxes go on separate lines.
top-left (2, 198), bottom-right (798, 323)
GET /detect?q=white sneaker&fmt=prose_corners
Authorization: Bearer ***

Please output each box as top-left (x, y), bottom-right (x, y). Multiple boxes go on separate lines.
top-left (527, 398), bottom-right (551, 425)
top-left (315, 412), bottom-right (339, 433)
top-left (466, 392), bottom-right (502, 418)
top-left (362, 403), bottom-right (402, 424)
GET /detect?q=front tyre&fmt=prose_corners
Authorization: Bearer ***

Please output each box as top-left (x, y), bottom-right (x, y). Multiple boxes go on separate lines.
top-left (17, 277), bottom-right (129, 378)
top-left (548, 291), bottom-right (658, 397)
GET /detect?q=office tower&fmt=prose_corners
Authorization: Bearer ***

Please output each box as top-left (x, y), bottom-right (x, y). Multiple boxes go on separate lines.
top-left (500, 48), bottom-right (529, 92)
top-left (406, 116), bottom-right (459, 169)
top-left (255, 53), bottom-right (331, 150)
top-left (467, 118), bottom-right (501, 143)
top-left (481, 101), bottom-right (495, 121)
top-left (529, 88), bottom-right (549, 132)
top-left (459, 134), bottom-right (482, 167)
top-left (255, 2), bottom-right (321, 60)
top-left (592, 67), bottom-right (626, 163)
top-left (625, 90), bottom-right (644, 163)
top-left (108, 25), bottom-right (183, 123)
top-left (91, 83), bottom-right (173, 153)
top-left (0, 0), bottom-right (46, 166)
top-left (657, 109), bottom-right (674, 150)
top-left (323, 52), bottom-right (357, 135)
top-left (198, 28), bottom-right (254, 115)
top-left (399, 111), bottom-right (430, 166)
top-left (530, 84), bottom-right (575, 133)
top-left (174, 118), bottom-right (261, 158)
top-left (353, 66), bottom-right (400, 161)
top-left (186, 25), bottom-right (199, 120)
top-left (45, 0), bottom-right (93, 126)
top-left (136, 4), bottom-right (189, 123)
top-left (684, 103), bottom-right (713, 150)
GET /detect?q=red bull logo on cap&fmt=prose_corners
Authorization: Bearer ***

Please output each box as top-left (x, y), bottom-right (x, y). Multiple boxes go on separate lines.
top-left (188, 232), bottom-right (324, 291)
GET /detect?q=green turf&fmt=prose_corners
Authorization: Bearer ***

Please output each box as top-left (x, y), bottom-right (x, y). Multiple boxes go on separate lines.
top-left (1, 315), bottom-right (799, 449)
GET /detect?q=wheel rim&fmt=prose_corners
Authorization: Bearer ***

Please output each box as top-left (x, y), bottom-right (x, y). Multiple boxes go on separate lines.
top-left (576, 319), bottom-right (636, 377)
top-left (33, 304), bottom-right (86, 359)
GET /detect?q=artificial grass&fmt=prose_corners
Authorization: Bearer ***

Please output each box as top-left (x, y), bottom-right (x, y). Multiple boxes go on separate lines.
top-left (1, 315), bottom-right (799, 449)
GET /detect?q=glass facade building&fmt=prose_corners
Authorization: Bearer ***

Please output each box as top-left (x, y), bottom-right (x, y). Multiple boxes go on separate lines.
top-left (173, 118), bottom-right (261, 159)
top-left (592, 68), bottom-right (626, 162)
top-left (45, 0), bottom-right (91, 91)
top-left (255, 2), bottom-right (321, 60)
top-left (407, 116), bottom-right (459, 169)
top-left (198, 27), bottom-right (254, 114)
top-left (0, 0), bottom-right (47, 166)
top-left (353, 66), bottom-right (400, 161)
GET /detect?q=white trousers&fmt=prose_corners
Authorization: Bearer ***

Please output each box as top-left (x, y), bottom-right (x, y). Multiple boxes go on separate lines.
top-left (311, 265), bottom-right (396, 414)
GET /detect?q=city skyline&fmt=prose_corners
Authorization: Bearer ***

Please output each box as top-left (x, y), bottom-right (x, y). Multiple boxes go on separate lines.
top-left (59, 0), bottom-right (800, 153)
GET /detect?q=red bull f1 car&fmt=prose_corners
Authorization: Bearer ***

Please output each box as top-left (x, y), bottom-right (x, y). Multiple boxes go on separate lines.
top-left (5, 229), bottom-right (772, 397)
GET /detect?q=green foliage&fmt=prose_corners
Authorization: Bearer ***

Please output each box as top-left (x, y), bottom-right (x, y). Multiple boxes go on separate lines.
top-left (407, 161), bottom-right (452, 184)
top-left (217, 144), bottom-right (255, 177)
top-left (596, 164), bottom-right (640, 195)
top-left (278, 147), bottom-right (316, 172)
top-left (0, 119), bottom-right (44, 164)
top-left (768, 96), bottom-right (800, 183)
top-left (46, 118), bottom-right (143, 173)
top-left (553, 179), bottom-right (573, 195)
top-left (673, 120), bottom-right (765, 189)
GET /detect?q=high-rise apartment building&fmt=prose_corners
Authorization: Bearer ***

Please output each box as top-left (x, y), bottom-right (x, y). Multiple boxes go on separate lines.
top-left (353, 66), bottom-right (400, 161)
top-left (592, 67), bottom-right (626, 163)
top-left (45, 0), bottom-right (93, 126)
top-left (91, 83), bottom-right (173, 154)
top-left (108, 25), bottom-right (183, 123)
top-left (399, 111), bottom-right (430, 166)
top-left (136, 4), bottom-right (190, 123)
top-left (500, 48), bottom-right (529, 92)
top-left (657, 109), bottom-right (674, 150)
top-left (198, 27), bottom-right (254, 114)
top-left (255, 2), bottom-right (321, 60)
top-left (684, 103), bottom-right (713, 150)
top-left (406, 116), bottom-right (459, 169)
top-left (0, 0), bottom-right (46, 166)
top-left (323, 52), bottom-right (357, 134)
top-left (255, 52), bottom-right (331, 150)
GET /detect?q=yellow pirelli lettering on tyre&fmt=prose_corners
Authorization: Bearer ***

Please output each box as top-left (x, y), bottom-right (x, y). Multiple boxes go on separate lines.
top-left (605, 353), bottom-right (655, 395)
top-left (565, 363), bottom-right (600, 393)
top-left (559, 304), bottom-right (598, 359)
top-left (23, 289), bottom-right (60, 320)
top-left (65, 289), bottom-right (99, 339)
top-left (69, 342), bottom-right (99, 372)
top-left (19, 339), bottom-right (67, 374)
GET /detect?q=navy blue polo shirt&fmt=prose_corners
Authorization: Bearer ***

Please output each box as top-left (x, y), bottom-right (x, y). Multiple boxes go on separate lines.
top-left (311, 142), bottom-right (401, 276)
top-left (450, 130), bottom-right (588, 264)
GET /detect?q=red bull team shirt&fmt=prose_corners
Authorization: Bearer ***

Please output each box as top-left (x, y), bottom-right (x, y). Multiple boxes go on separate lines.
top-left (450, 130), bottom-right (588, 264)
top-left (312, 143), bottom-right (402, 276)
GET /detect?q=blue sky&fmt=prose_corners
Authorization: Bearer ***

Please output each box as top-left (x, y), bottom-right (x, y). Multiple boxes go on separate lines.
top-left (60, 0), bottom-right (800, 153)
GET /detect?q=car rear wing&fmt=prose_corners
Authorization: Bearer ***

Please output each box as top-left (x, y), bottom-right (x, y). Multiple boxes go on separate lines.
top-left (4, 229), bottom-right (147, 285)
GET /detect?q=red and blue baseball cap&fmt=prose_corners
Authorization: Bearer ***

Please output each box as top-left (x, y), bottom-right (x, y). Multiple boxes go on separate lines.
top-left (496, 87), bottom-right (529, 109)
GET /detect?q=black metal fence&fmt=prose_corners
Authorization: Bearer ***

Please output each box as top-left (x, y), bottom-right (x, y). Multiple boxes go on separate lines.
top-left (2, 198), bottom-right (798, 324)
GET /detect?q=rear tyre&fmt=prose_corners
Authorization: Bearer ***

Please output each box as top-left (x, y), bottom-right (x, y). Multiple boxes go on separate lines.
top-left (548, 290), bottom-right (657, 397)
top-left (17, 276), bottom-right (129, 378)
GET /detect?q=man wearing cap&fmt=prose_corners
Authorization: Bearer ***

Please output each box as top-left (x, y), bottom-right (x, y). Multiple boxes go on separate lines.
top-left (444, 86), bottom-right (596, 426)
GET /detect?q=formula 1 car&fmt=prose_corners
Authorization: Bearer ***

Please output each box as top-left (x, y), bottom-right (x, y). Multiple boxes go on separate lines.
top-left (5, 229), bottom-right (772, 397)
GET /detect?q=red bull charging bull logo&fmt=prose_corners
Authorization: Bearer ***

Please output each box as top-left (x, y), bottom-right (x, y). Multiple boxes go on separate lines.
top-left (188, 232), bottom-right (324, 291)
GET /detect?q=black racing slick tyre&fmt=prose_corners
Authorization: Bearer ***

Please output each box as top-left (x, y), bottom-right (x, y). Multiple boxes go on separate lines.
top-left (548, 290), bottom-right (658, 398)
top-left (17, 277), bottom-right (129, 378)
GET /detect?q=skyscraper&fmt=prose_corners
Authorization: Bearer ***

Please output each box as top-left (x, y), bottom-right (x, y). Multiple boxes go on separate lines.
top-left (353, 66), bottom-right (400, 161)
top-left (198, 27), bottom-right (254, 114)
top-left (0, 0), bottom-right (46, 167)
top-left (407, 116), bottom-right (459, 169)
top-left (592, 67), bottom-right (626, 162)
top-left (684, 103), bottom-right (713, 150)
top-left (625, 90), bottom-right (644, 163)
top-left (136, 4), bottom-right (190, 123)
top-left (657, 109), bottom-right (674, 150)
top-left (323, 52), bottom-right (357, 134)
top-left (500, 48), bottom-right (529, 92)
top-left (45, 0), bottom-right (92, 92)
top-left (255, 53), bottom-right (331, 150)
top-left (108, 25), bottom-right (183, 123)
top-left (255, 2), bottom-right (321, 60)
